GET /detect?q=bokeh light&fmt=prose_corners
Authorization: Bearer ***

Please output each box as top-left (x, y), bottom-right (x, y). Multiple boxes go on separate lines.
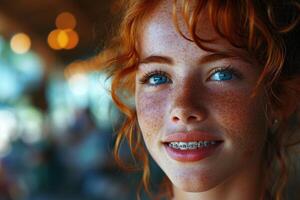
top-left (65, 29), bottom-right (79, 49)
top-left (55, 12), bottom-right (77, 29)
top-left (0, 65), bottom-right (21, 101)
top-left (68, 73), bottom-right (89, 96)
top-left (17, 106), bottom-right (43, 144)
top-left (10, 33), bottom-right (31, 54)
top-left (9, 52), bottom-right (44, 87)
top-left (48, 29), bottom-right (79, 50)
top-left (47, 29), bottom-right (62, 50)
top-left (57, 30), bottom-right (69, 48)
top-left (0, 109), bottom-right (17, 157)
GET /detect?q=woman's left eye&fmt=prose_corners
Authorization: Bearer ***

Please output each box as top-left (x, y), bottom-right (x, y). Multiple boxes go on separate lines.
top-left (209, 66), bottom-right (240, 81)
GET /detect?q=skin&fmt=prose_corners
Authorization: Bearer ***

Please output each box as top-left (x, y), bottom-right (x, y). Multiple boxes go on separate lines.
top-left (135, 1), bottom-right (270, 199)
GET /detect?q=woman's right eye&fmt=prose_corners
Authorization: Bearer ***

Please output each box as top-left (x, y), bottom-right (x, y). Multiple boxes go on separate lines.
top-left (139, 71), bottom-right (171, 86)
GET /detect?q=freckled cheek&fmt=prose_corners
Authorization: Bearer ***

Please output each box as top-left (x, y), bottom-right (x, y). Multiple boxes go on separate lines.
top-left (136, 91), bottom-right (168, 140)
top-left (211, 91), bottom-right (267, 155)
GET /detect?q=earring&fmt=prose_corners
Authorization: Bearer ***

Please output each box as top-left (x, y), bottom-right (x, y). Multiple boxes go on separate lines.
top-left (272, 119), bottom-right (279, 125)
top-left (270, 118), bottom-right (280, 134)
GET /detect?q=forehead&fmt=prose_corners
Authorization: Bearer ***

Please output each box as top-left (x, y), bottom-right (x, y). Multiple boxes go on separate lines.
top-left (139, 0), bottom-right (244, 60)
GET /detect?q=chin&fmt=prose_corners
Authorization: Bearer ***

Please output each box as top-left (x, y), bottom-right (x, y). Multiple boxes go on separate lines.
top-left (168, 170), bottom-right (219, 192)
top-left (173, 179), bottom-right (217, 193)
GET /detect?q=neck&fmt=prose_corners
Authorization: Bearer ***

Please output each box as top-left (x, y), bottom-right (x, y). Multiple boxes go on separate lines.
top-left (172, 160), bottom-right (265, 200)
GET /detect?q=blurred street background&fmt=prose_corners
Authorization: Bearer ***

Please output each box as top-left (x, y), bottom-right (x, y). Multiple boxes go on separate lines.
top-left (0, 0), bottom-right (164, 199)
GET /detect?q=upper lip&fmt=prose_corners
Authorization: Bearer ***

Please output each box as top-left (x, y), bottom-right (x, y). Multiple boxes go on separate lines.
top-left (162, 130), bottom-right (223, 143)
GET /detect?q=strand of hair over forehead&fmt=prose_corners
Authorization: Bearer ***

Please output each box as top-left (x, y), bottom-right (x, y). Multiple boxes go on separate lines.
top-left (101, 0), bottom-right (300, 199)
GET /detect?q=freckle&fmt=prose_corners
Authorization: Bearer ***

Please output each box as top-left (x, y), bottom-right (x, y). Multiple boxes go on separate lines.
top-left (137, 92), bottom-right (166, 136)
top-left (210, 90), bottom-right (249, 127)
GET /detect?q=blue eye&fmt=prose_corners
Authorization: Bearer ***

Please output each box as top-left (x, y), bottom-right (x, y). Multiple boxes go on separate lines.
top-left (210, 67), bottom-right (239, 81)
top-left (149, 74), bottom-right (169, 85)
top-left (139, 70), bottom-right (171, 86)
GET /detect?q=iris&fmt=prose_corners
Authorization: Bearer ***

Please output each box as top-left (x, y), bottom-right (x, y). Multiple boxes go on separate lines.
top-left (149, 74), bottom-right (169, 85)
top-left (211, 70), bottom-right (233, 81)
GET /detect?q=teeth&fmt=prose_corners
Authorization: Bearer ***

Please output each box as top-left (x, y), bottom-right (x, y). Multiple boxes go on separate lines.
top-left (198, 141), bottom-right (203, 148)
top-left (179, 142), bottom-right (187, 150)
top-left (204, 141), bottom-right (209, 147)
top-left (188, 142), bottom-right (198, 149)
top-left (169, 141), bottom-right (218, 150)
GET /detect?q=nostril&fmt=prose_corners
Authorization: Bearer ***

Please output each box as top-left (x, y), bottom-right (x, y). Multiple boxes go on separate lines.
top-left (187, 116), bottom-right (198, 122)
top-left (170, 107), bottom-right (207, 124)
top-left (172, 114), bottom-right (203, 124)
top-left (172, 116), bottom-right (180, 122)
top-left (172, 115), bottom-right (199, 123)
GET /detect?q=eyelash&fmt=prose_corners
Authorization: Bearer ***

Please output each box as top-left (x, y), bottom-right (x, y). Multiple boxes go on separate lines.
top-left (138, 65), bottom-right (242, 86)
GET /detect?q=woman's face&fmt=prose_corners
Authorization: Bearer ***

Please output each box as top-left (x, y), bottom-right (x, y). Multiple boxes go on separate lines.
top-left (135, 1), bottom-right (268, 192)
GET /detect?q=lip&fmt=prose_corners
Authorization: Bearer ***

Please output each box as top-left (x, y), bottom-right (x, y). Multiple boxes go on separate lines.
top-left (162, 130), bottom-right (223, 162)
top-left (162, 130), bottom-right (223, 143)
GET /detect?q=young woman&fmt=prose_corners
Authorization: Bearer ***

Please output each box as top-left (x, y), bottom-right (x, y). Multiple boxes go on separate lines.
top-left (94, 0), bottom-right (300, 199)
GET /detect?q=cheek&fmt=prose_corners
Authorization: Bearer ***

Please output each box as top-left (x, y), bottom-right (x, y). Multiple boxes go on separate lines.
top-left (136, 90), bottom-right (168, 140)
top-left (211, 90), bottom-right (267, 156)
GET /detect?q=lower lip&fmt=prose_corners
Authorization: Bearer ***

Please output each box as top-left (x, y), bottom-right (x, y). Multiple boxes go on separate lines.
top-left (164, 142), bottom-right (223, 162)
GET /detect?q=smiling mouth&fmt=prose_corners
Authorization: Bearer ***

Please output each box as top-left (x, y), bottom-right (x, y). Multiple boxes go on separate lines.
top-left (162, 130), bottom-right (224, 161)
top-left (167, 141), bottom-right (222, 150)
top-left (163, 140), bottom-right (224, 162)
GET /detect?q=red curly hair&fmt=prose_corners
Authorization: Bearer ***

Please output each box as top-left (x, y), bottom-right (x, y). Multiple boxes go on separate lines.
top-left (90, 0), bottom-right (300, 199)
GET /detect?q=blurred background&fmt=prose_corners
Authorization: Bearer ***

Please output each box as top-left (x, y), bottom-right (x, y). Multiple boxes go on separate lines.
top-left (0, 1), bottom-right (299, 200)
top-left (0, 1), bottom-right (166, 200)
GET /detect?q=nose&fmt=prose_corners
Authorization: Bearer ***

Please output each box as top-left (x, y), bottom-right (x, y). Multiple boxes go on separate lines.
top-left (169, 85), bottom-right (207, 125)
top-left (171, 107), bottom-right (206, 124)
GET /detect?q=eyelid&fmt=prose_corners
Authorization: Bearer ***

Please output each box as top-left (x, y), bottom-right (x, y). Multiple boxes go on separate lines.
top-left (207, 65), bottom-right (243, 81)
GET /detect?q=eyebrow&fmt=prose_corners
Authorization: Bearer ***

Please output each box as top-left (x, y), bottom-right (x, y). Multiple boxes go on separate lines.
top-left (140, 55), bottom-right (173, 65)
top-left (139, 51), bottom-right (253, 65)
top-left (202, 51), bottom-right (254, 64)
